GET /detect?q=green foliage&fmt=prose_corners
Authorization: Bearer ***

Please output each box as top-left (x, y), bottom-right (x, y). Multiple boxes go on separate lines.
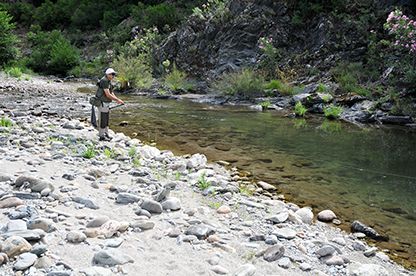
top-left (260, 101), bottom-right (271, 110)
top-left (103, 148), bottom-right (116, 159)
top-left (69, 57), bottom-right (106, 78)
top-left (128, 146), bottom-right (137, 158)
top-left (317, 83), bottom-right (329, 93)
top-left (331, 62), bottom-right (371, 96)
top-left (239, 185), bottom-right (254, 196)
top-left (111, 54), bottom-right (153, 90)
top-left (192, 0), bottom-right (229, 22)
top-left (132, 157), bottom-right (141, 168)
top-left (208, 201), bottom-right (222, 209)
top-left (258, 37), bottom-right (281, 79)
top-left (264, 79), bottom-right (295, 96)
top-left (294, 101), bottom-right (307, 117)
top-left (82, 146), bottom-right (96, 159)
top-left (0, 10), bottom-right (19, 66)
top-left (164, 64), bottom-right (195, 92)
top-left (132, 3), bottom-right (181, 31)
top-left (27, 29), bottom-right (80, 75)
top-left (0, 1), bottom-right (34, 26)
top-left (323, 104), bottom-right (343, 119)
top-left (0, 117), bottom-right (13, 128)
top-left (197, 173), bottom-right (211, 190)
top-left (214, 68), bottom-right (266, 99)
top-left (4, 67), bottom-right (23, 78)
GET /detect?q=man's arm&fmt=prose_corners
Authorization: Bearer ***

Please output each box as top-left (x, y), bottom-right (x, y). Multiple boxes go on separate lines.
top-left (104, 89), bottom-right (124, 104)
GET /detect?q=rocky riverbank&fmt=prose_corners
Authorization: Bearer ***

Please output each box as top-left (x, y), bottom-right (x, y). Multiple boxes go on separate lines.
top-left (1, 75), bottom-right (415, 275)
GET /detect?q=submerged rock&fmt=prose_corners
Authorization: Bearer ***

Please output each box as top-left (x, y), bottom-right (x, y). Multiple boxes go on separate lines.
top-left (351, 221), bottom-right (388, 241)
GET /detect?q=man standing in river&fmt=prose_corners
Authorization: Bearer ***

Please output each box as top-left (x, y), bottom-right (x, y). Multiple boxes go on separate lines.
top-left (95, 68), bottom-right (124, 141)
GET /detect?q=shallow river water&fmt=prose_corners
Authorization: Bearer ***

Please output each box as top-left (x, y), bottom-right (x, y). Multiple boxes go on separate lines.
top-left (109, 95), bottom-right (416, 268)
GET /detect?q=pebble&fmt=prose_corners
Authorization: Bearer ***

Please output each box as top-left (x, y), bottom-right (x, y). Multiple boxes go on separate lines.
top-left (93, 249), bottom-right (134, 267)
top-left (72, 196), bottom-right (99, 209)
top-left (0, 197), bottom-right (24, 208)
top-left (300, 262), bottom-right (312, 271)
top-left (317, 209), bottom-right (337, 222)
top-left (141, 199), bottom-right (163, 214)
top-left (13, 252), bottom-right (37, 271)
top-left (263, 244), bottom-right (285, 262)
top-left (217, 205), bottom-right (231, 214)
top-left (185, 224), bottom-right (215, 240)
top-left (66, 230), bottom-right (87, 243)
top-left (0, 253), bottom-right (8, 265)
top-left (34, 256), bottom-right (53, 269)
top-left (86, 216), bottom-right (110, 228)
top-left (30, 244), bottom-right (48, 256)
top-left (211, 265), bottom-right (229, 275)
top-left (267, 212), bottom-right (289, 224)
top-left (352, 240), bottom-right (367, 251)
top-left (168, 228), bottom-right (182, 238)
top-left (295, 207), bottom-right (314, 224)
top-left (325, 255), bottom-right (344, 266)
top-left (105, 238), bottom-right (124, 248)
top-left (257, 181), bottom-right (276, 191)
top-left (316, 245), bottom-right (336, 257)
top-left (233, 264), bottom-right (256, 276)
top-left (131, 219), bottom-right (155, 231)
top-left (27, 218), bottom-right (56, 233)
top-left (1, 235), bottom-right (32, 258)
top-left (348, 263), bottom-right (389, 276)
top-left (265, 235), bottom-right (278, 245)
top-left (116, 192), bottom-right (141, 204)
top-left (7, 219), bottom-right (27, 232)
top-left (278, 257), bottom-right (291, 268)
top-left (161, 197), bottom-right (181, 211)
top-left (272, 227), bottom-right (297, 240)
top-left (364, 247), bottom-right (378, 257)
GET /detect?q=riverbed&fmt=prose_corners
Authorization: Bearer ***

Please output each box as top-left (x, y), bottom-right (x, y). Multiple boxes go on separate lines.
top-left (109, 95), bottom-right (416, 268)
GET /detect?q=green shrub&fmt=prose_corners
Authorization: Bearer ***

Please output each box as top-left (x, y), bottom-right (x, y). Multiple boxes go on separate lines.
top-left (69, 57), bottom-right (106, 78)
top-left (197, 173), bottom-right (211, 190)
top-left (0, 10), bottom-right (19, 66)
top-left (128, 146), bottom-right (137, 158)
top-left (82, 146), bottom-right (96, 159)
top-left (132, 3), bottom-right (181, 31)
top-left (111, 54), bottom-right (153, 90)
top-left (317, 83), bottom-right (329, 93)
top-left (264, 79), bottom-right (295, 96)
top-left (260, 100), bottom-right (271, 110)
top-left (0, 1), bottom-right (34, 26)
top-left (33, 0), bottom-right (76, 30)
top-left (294, 101), bottom-right (307, 117)
top-left (5, 67), bottom-right (23, 78)
top-left (324, 104), bottom-right (343, 119)
top-left (164, 64), bottom-right (195, 92)
top-left (214, 68), bottom-right (265, 99)
top-left (27, 29), bottom-right (80, 75)
top-left (331, 62), bottom-right (371, 96)
top-left (0, 117), bottom-right (13, 127)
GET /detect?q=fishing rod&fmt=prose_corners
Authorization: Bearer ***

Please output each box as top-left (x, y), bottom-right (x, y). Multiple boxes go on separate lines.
top-left (110, 103), bottom-right (125, 110)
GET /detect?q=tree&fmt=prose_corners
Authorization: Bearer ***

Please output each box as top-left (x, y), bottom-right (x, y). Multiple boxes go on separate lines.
top-left (0, 10), bottom-right (19, 66)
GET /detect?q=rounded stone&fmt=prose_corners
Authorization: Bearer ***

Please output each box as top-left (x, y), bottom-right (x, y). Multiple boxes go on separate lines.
top-left (317, 210), bottom-right (337, 222)
top-left (66, 231), bottom-right (87, 243)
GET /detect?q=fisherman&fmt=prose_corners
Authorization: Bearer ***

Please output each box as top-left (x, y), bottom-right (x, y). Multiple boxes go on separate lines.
top-left (95, 68), bottom-right (124, 141)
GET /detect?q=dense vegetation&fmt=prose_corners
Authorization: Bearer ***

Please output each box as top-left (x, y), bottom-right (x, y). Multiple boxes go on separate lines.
top-left (0, 0), bottom-right (415, 119)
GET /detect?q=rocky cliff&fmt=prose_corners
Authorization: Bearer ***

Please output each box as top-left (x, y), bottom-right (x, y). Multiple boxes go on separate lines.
top-left (156, 0), bottom-right (415, 80)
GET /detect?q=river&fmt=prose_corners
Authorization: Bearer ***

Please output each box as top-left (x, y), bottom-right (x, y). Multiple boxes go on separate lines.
top-left (109, 95), bottom-right (416, 268)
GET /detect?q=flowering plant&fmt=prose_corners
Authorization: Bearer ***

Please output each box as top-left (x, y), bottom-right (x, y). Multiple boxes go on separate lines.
top-left (257, 36), bottom-right (280, 78)
top-left (384, 9), bottom-right (416, 54)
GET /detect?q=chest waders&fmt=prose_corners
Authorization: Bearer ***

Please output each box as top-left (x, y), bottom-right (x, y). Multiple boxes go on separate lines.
top-left (98, 103), bottom-right (110, 138)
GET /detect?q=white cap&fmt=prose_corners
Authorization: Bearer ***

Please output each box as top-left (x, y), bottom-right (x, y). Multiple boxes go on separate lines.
top-left (105, 68), bottom-right (116, 75)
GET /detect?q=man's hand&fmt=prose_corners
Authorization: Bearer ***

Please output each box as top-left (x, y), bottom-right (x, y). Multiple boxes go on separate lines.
top-left (116, 99), bottom-right (125, 105)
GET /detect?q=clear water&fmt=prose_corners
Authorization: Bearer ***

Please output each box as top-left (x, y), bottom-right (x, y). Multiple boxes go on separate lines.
top-left (110, 96), bottom-right (416, 268)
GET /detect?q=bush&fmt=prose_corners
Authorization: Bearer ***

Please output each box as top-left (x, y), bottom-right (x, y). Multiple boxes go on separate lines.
top-left (294, 101), bottom-right (307, 117)
top-left (111, 54), bottom-right (153, 90)
top-left (264, 79), bottom-right (295, 96)
top-left (69, 57), bottom-right (106, 78)
top-left (33, 0), bottom-right (76, 30)
top-left (5, 66), bottom-right (23, 78)
top-left (214, 68), bottom-right (265, 99)
top-left (132, 3), bottom-right (181, 31)
top-left (0, 117), bottom-right (13, 127)
top-left (0, 1), bottom-right (34, 26)
top-left (164, 64), bottom-right (195, 92)
top-left (0, 10), bottom-right (19, 66)
top-left (27, 29), bottom-right (80, 75)
top-left (324, 104), bottom-right (343, 119)
top-left (82, 145), bottom-right (96, 159)
top-left (331, 62), bottom-right (371, 96)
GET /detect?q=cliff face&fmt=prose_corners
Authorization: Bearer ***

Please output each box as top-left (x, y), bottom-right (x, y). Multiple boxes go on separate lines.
top-left (155, 0), bottom-right (414, 80)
